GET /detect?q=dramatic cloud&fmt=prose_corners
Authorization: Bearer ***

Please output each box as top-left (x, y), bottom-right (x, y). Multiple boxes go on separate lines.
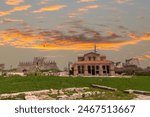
top-left (0, 5), bottom-right (31, 17)
top-left (0, 26), bottom-right (149, 50)
top-left (145, 54), bottom-right (150, 59)
top-left (0, 18), bottom-right (24, 24)
top-left (0, 29), bottom-right (44, 48)
top-left (39, 0), bottom-right (53, 5)
top-left (136, 53), bottom-right (150, 61)
top-left (115, 0), bottom-right (131, 4)
top-left (79, 5), bottom-right (99, 11)
top-left (5, 0), bottom-right (24, 5)
top-left (33, 5), bottom-right (67, 13)
top-left (69, 5), bottom-right (100, 17)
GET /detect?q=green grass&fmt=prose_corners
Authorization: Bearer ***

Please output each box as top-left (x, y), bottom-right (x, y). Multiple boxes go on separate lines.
top-left (0, 76), bottom-right (150, 94)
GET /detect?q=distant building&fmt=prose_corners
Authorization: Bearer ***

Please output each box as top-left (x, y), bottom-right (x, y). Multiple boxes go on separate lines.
top-left (71, 46), bottom-right (115, 76)
top-left (0, 64), bottom-right (5, 70)
top-left (115, 62), bottom-right (124, 68)
top-left (115, 58), bottom-right (141, 75)
top-left (146, 66), bottom-right (150, 72)
top-left (18, 57), bottom-right (59, 73)
top-left (125, 58), bottom-right (140, 67)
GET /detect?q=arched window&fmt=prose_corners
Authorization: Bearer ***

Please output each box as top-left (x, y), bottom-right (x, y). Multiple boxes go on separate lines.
top-left (88, 57), bottom-right (91, 61)
top-left (93, 57), bottom-right (96, 61)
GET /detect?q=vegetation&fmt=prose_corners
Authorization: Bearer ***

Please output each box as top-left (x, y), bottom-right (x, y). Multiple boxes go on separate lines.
top-left (0, 76), bottom-right (150, 94)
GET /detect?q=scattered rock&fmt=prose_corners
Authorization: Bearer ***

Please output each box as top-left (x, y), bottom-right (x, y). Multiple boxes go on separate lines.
top-left (63, 88), bottom-right (76, 92)
top-left (134, 94), bottom-right (150, 100)
top-left (50, 89), bottom-right (58, 95)
top-left (25, 95), bottom-right (38, 100)
top-left (58, 90), bottom-right (64, 95)
top-left (124, 90), bottom-right (134, 94)
top-left (57, 95), bottom-right (69, 100)
top-left (0, 87), bottom-right (102, 100)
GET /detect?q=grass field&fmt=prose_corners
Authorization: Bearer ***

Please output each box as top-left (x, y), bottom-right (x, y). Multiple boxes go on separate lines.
top-left (0, 76), bottom-right (150, 94)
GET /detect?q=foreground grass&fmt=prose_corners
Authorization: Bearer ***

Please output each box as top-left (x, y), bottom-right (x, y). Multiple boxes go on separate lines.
top-left (0, 76), bottom-right (150, 94)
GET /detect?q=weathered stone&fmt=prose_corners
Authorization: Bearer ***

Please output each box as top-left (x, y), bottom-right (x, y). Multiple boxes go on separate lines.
top-left (82, 92), bottom-right (92, 98)
top-left (25, 95), bottom-right (38, 100)
top-left (38, 95), bottom-right (54, 100)
top-left (57, 95), bottom-right (69, 100)
top-left (58, 90), bottom-right (64, 95)
top-left (63, 88), bottom-right (76, 92)
top-left (91, 84), bottom-right (117, 91)
top-left (124, 89), bottom-right (150, 95)
top-left (50, 89), bottom-right (58, 95)
top-left (0, 93), bottom-right (25, 99)
top-left (124, 90), bottom-right (134, 94)
top-left (25, 90), bottom-right (50, 96)
top-left (134, 94), bottom-right (150, 100)
top-left (72, 93), bottom-right (82, 99)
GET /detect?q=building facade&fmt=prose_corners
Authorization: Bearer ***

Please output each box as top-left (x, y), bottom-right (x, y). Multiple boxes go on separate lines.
top-left (18, 57), bottom-right (59, 72)
top-left (71, 52), bottom-right (115, 76)
top-left (115, 58), bottom-right (141, 75)
top-left (0, 64), bottom-right (5, 71)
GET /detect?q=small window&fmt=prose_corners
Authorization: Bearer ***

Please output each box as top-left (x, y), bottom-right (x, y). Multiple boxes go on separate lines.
top-left (96, 66), bottom-right (99, 70)
top-left (102, 65), bottom-right (105, 70)
top-left (89, 57), bottom-right (91, 61)
top-left (93, 57), bottom-right (96, 61)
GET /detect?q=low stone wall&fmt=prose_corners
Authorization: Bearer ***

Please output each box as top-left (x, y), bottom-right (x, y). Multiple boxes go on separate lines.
top-left (0, 90), bottom-right (51, 100)
top-left (91, 84), bottom-right (117, 91)
top-left (124, 90), bottom-right (150, 96)
top-left (0, 87), bottom-right (91, 100)
top-left (57, 91), bottom-right (102, 100)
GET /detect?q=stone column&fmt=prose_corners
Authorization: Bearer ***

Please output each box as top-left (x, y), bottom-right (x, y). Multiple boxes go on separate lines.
top-left (74, 64), bottom-right (78, 75)
top-left (84, 65), bottom-right (88, 76)
top-left (110, 64), bottom-right (115, 76)
top-left (90, 65), bottom-right (92, 75)
top-left (94, 65), bottom-right (96, 75)
top-left (99, 65), bottom-right (103, 76)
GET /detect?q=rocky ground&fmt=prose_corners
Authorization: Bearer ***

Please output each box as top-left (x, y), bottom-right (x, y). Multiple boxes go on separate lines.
top-left (134, 94), bottom-right (150, 100)
top-left (1, 87), bottom-right (149, 100)
top-left (0, 87), bottom-right (102, 100)
top-left (0, 87), bottom-right (133, 100)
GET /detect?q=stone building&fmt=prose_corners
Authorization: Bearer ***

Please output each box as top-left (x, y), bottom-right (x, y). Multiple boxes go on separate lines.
top-left (125, 58), bottom-right (140, 67)
top-left (71, 48), bottom-right (115, 76)
top-left (0, 64), bottom-right (5, 71)
top-left (18, 57), bottom-right (59, 72)
top-left (115, 58), bottom-right (141, 75)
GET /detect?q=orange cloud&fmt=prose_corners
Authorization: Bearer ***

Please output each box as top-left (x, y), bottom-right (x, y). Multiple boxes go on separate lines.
top-left (33, 5), bottom-right (67, 13)
top-left (0, 28), bottom-right (149, 51)
top-left (0, 18), bottom-right (24, 24)
top-left (39, 0), bottom-right (52, 5)
top-left (0, 29), bottom-right (44, 48)
top-left (79, 5), bottom-right (99, 11)
top-left (135, 53), bottom-right (150, 61)
top-left (6, 0), bottom-right (24, 5)
top-left (69, 5), bottom-right (100, 17)
top-left (145, 54), bottom-right (150, 59)
top-left (13, 5), bottom-right (31, 11)
top-left (115, 0), bottom-right (130, 4)
top-left (32, 32), bottom-right (150, 50)
top-left (0, 5), bottom-right (31, 17)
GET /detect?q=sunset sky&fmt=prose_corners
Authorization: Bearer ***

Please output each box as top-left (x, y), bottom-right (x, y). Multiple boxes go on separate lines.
top-left (0, 0), bottom-right (150, 69)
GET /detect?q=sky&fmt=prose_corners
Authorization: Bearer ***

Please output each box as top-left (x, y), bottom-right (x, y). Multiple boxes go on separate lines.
top-left (0, 0), bottom-right (150, 69)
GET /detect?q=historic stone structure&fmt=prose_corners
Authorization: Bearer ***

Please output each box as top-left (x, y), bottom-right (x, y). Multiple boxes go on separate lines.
top-left (115, 58), bottom-right (141, 75)
top-left (71, 46), bottom-right (115, 76)
top-left (18, 57), bottom-right (59, 72)
top-left (0, 64), bottom-right (4, 70)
